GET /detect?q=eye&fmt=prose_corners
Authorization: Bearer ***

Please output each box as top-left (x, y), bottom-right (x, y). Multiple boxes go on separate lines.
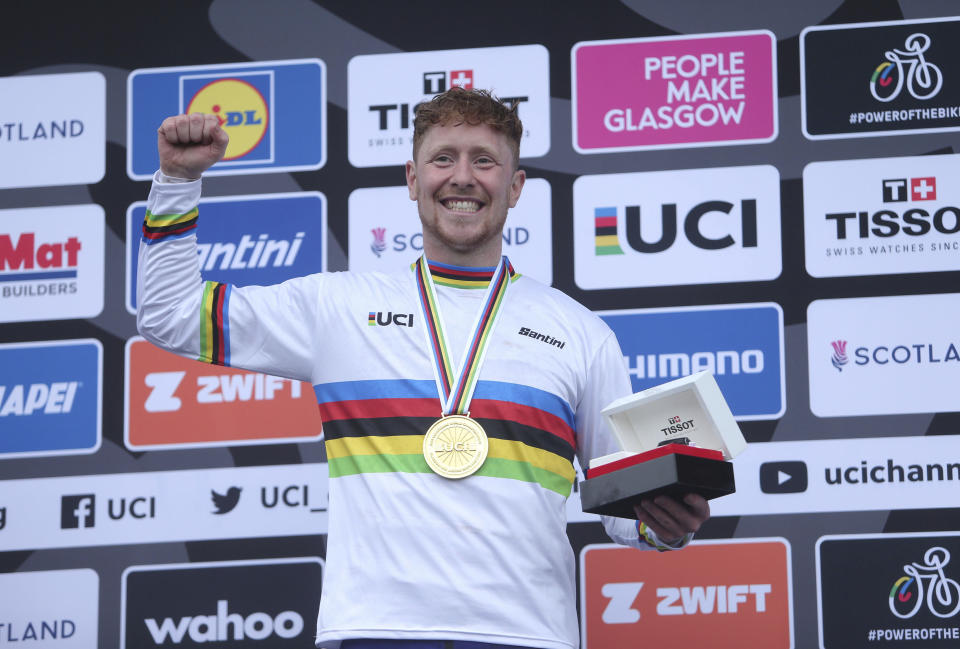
top-left (475, 156), bottom-right (495, 167)
top-left (432, 154), bottom-right (453, 165)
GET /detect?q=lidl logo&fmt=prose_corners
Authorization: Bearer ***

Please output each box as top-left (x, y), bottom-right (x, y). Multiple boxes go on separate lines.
top-left (0, 339), bottom-right (102, 459)
top-left (581, 540), bottom-right (793, 648)
top-left (126, 192), bottom-right (326, 314)
top-left (127, 59), bottom-right (325, 179)
top-left (124, 337), bottom-right (322, 450)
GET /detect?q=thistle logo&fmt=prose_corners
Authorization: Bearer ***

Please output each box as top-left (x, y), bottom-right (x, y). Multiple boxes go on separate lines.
top-left (368, 311), bottom-right (414, 327)
top-left (423, 69), bottom-right (474, 93)
top-left (870, 33), bottom-right (943, 103)
top-left (370, 227), bottom-right (387, 257)
top-left (186, 76), bottom-right (270, 161)
top-left (882, 177), bottom-right (937, 203)
top-left (831, 340), bottom-right (848, 372)
top-left (594, 207), bottom-right (624, 255)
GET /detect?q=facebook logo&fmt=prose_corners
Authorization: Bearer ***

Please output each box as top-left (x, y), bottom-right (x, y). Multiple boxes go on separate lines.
top-left (61, 494), bottom-right (96, 529)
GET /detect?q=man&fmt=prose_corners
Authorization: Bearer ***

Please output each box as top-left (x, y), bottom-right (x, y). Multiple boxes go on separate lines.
top-left (138, 88), bottom-right (709, 649)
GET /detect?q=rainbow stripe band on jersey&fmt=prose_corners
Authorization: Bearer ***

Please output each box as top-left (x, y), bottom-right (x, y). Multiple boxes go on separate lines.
top-left (199, 281), bottom-right (231, 366)
top-left (141, 207), bottom-right (198, 244)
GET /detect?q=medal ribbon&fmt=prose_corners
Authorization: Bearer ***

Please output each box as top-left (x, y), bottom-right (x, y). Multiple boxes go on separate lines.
top-left (414, 255), bottom-right (512, 416)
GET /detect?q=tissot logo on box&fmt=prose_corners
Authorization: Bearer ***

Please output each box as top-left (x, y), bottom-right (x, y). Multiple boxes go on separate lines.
top-left (581, 540), bottom-right (792, 649)
top-left (600, 303), bottom-right (784, 420)
top-left (347, 45), bottom-right (549, 167)
top-left (805, 153), bottom-right (960, 278)
top-left (801, 17), bottom-right (960, 139)
top-left (122, 558), bottom-right (322, 648)
top-left (127, 59), bottom-right (326, 179)
top-left (347, 179), bottom-right (553, 285)
top-left (125, 337), bottom-right (322, 450)
top-left (0, 204), bottom-right (104, 323)
top-left (817, 532), bottom-right (960, 648)
top-left (808, 293), bottom-right (960, 417)
top-left (0, 339), bottom-right (102, 458)
top-left (0, 72), bottom-right (105, 190)
top-left (126, 192), bottom-right (326, 314)
top-left (0, 569), bottom-right (98, 647)
top-left (574, 165), bottom-right (781, 289)
top-left (572, 30), bottom-right (777, 153)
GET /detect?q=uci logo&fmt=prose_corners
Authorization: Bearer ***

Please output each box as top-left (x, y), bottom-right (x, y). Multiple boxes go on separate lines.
top-left (187, 77), bottom-right (269, 160)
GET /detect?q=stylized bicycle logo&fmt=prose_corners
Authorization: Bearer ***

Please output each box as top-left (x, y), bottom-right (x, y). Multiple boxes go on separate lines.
top-left (870, 33), bottom-right (943, 102)
top-left (889, 546), bottom-right (960, 619)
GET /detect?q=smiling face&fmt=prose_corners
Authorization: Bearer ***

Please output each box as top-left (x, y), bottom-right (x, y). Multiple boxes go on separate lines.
top-left (405, 121), bottom-right (525, 267)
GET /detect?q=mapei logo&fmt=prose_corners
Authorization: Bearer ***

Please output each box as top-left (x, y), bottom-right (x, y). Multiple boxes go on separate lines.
top-left (601, 303), bottom-right (784, 420)
top-left (127, 59), bottom-right (326, 179)
top-left (870, 33), bottom-right (943, 103)
top-left (0, 339), bottom-right (102, 458)
top-left (122, 558), bottom-right (322, 649)
top-left (574, 166), bottom-right (780, 289)
top-left (125, 337), bottom-right (322, 450)
top-left (126, 192), bottom-right (326, 314)
top-left (581, 540), bottom-right (792, 648)
top-left (0, 205), bottom-right (105, 323)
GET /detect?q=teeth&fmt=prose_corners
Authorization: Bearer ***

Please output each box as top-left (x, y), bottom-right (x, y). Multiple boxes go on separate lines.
top-left (445, 200), bottom-right (480, 213)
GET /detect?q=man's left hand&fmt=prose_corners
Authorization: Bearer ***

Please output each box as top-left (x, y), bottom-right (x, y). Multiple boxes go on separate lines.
top-left (633, 494), bottom-right (710, 545)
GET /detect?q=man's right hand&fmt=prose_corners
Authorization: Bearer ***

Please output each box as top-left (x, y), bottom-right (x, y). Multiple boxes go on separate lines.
top-left (157, 113), bottom-right (229, 180)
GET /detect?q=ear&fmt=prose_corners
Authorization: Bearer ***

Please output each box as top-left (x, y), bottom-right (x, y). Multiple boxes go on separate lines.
top-left (508, 168), bottom-right (526, 208)
top-left (405, 160), bottom-right (418, 201)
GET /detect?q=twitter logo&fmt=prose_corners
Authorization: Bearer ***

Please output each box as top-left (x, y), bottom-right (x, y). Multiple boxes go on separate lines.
top-left (211, 486), bottom-right (242, 514)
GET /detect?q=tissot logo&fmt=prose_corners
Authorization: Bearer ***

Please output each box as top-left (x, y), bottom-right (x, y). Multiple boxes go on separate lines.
top-left (122, 558), bottom-right (322, 648)
top-left (61, 494), bottom-right (96, 529)
top-left (574, 166), bottom-right (780, 289)
top-left (818, 532), bottom-right (960, 648)
top-left (348, 45), bottom-right (549, 167)
top-left (211, 487), bottom-right (241, 514)
top-left (804, 153), bottom-right (960, 278)
top-left (760, 461), bottom-right (808, 494)
top-left (802, 17), bottom-right (960, 139)
top-left (661, 417), bottom-right (695, 436)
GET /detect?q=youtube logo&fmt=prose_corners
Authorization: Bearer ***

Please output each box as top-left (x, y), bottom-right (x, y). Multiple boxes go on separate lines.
top-left (759, 461), bottom-right (808, 494)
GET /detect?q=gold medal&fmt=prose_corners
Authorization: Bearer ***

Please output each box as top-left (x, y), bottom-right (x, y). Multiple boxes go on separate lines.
top-left (423, 415), bottom-right (489, 479)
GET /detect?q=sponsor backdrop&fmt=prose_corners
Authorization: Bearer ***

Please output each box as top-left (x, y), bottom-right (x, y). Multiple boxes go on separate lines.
top-left (1, 2), bottom-right (959, 648)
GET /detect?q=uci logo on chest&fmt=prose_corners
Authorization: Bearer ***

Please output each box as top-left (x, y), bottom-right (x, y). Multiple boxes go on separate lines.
top-left (367, 311), bottom-right (415, 328)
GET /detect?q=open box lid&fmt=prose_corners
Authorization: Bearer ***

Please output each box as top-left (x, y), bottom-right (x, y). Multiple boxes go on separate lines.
top-left (600, 371), bottom-right (746, 460)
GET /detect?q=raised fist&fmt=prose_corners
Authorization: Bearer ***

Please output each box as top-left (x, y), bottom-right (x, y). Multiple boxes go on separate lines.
top-left (156, 113), bottom-right (229, 180)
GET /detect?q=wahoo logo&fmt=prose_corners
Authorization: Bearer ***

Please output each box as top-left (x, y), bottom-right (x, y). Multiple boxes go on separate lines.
top-left (368, 311), bottom-right (414, 327)
top-left (371, 227), bottom-right (387, 257)
top-left (0, 339), bottom-right (101, 458)
top-left (196, 232), bottom-right (305, 271)
top-left (594, 207), bottom-right (624, 255)
top-left (125, 337), bottom-right (322, 450)
top-left (121, 558), bottom-right (322, 649)
top-left (831, 340), bottom-right (848, 371)
top-left (0, 232), bottom-right (81, 280)
top-left (127, 193), bottom-right (326, 314)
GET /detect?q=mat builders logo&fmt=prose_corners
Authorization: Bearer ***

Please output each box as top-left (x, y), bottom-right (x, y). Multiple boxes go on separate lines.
top-left (808, 293), bottom-right (960, 417)
top-left (347, 180), bottom-right (553, 285)
top-left (0, 339), bottom-right (102, 459)
top-left (574, 166), bottom-right (781, 289)
top-left (802, 17), bottom-right (960, 139)
top-left (599, 303), bottom-right (784, 420)
top-left (581, 539), bottom-right (792, 649)
top-left (0, 204), bottom-right (104, 323)
top-left (347, 45), bottom-right (549, 167)
top-left (0, 72), bottom-right (105, 190)
top-left (572, 30), bottom-right (776, 152)
top-left (121, 558), bottom-right (322, 648)
top-left (804, 153), bottom-right (960, 277)
top-left (126, 192), bottom-right (326, 314)
top-left (127, 59), bottom-right (325, 178)
top-left (818, 532), bottom-right (960, 648)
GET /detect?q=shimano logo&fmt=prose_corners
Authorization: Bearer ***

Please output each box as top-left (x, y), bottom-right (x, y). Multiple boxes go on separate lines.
top-left (0, 382), bottom-right (79, 416)
top-left (518, 326), bottom-right (565, 349)
top-left (626, 350), bottom-right (763, 379)
top-left (143, 600), bottom-right (303, 644)
top-left (196, 233), bottom-right (305, 271)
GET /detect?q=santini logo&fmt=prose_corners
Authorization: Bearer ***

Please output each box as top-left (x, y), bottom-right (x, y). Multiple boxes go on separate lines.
top-left (143, 600), bottom-right (303, 644)
top-left (211, 487), bottom-right (241, 515)
top-left (195, 232), bottom-right (304, 271)
top-left (518, 326), bottom-right (565, 349)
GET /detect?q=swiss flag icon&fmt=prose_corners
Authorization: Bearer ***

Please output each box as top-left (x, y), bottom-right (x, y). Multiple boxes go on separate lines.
top-left (911, 177), bottom-right (937, 201)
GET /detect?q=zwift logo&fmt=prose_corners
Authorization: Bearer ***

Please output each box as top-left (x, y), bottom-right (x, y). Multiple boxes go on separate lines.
top-left (870, 33), bottom-right (943, 103)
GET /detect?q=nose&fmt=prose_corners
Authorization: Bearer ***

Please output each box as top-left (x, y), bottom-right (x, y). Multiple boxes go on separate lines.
top-left (449, 157), bottom-right (475, 188)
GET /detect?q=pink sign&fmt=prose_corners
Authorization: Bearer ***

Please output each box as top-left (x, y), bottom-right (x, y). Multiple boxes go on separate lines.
top-left (572, 31), bottom-right (777, 152)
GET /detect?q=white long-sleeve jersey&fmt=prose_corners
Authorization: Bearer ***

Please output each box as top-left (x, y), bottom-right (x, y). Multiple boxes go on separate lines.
top-left (137, 174), bottom-right (685, 649)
